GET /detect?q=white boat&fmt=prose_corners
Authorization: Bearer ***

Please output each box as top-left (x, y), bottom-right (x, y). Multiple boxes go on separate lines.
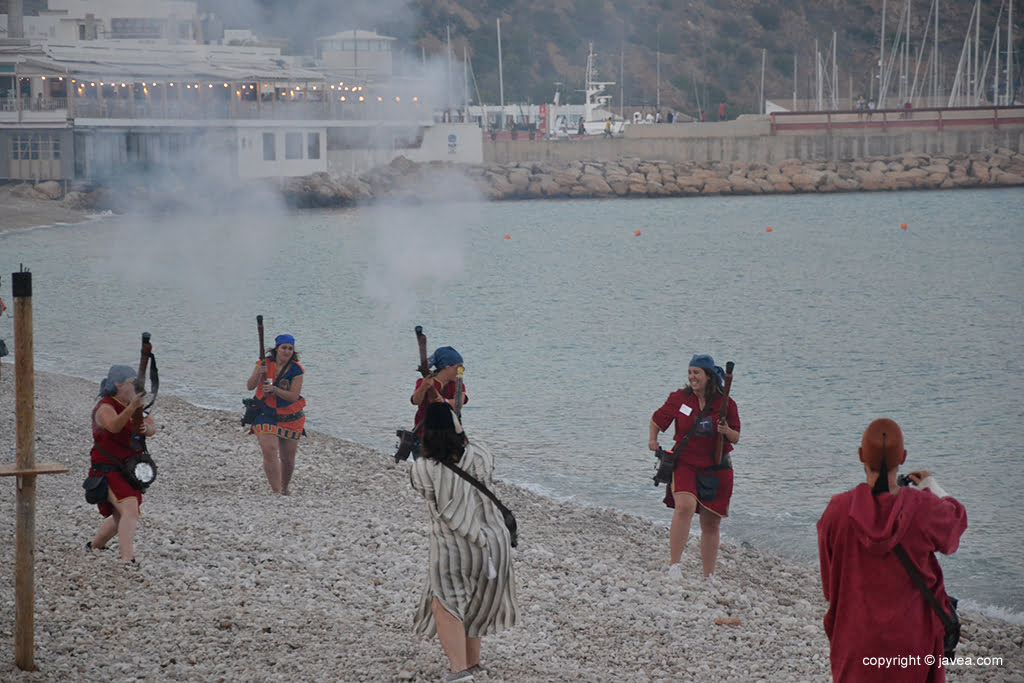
top-left (549, 43), bottom-right (626, 138)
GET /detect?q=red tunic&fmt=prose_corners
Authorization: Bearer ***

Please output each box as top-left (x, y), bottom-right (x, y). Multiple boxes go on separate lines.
top-left (89, 396), bottom-right (143, 516)
top-left (651, 389), bottom-right (740, 516)
top-left (412, 377), bottom-right (468, 435)
top-left (817, 484), bottom-right (967, 682)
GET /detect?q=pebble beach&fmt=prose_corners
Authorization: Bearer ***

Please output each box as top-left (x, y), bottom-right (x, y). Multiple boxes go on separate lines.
top-left (2, 195), bottom-right (1023, 681)
top-left (0, 371), bottom-right (1022, 682)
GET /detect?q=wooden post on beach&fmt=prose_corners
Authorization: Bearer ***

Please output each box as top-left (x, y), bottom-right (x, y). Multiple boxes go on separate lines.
top-left (0, 269), bottom-right (69, 672)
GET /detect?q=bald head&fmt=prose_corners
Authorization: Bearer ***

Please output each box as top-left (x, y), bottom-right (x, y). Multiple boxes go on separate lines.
top-left (859, 418), bottom-right (907, 471)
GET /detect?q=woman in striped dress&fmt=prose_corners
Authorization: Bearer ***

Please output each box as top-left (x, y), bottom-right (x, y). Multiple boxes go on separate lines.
top-left (410, 403), bottom-right (518, 683)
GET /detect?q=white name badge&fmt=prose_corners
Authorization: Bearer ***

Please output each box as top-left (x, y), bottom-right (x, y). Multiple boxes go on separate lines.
top-left (678, 404), bottom-right (692, 416)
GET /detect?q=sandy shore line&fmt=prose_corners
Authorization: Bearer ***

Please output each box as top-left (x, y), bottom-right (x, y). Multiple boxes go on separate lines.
top-left (0, 186), bottom-right (94, 234)
top-left (1, 370), bottom-right (1021, 682)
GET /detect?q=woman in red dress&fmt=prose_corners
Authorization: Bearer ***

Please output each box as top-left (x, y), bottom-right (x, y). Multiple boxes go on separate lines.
top-left (649, 354), bottom-right (740, 581)
top-left (87, 365), bottom-right (157, 564)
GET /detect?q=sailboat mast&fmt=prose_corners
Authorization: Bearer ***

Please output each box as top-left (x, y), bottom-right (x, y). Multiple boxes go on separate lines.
top-left (934, 0), bottom-right (939, 105)
top-left (975, 0), bottom-right (980, 102)
top-left (446, 25), bottom-right (452, 114)
top-left (1008, 0), bottom-right (1014, 104)
top-left (497, 18), bottom-right (504, 125)
top-left (880, 0), bottom-right (886, 105)
top-left (656, 25), bottom-right (661, 112)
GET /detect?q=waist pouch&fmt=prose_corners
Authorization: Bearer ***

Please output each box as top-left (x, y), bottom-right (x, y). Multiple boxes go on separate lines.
top-left (691, 456), bottom-right (732, 502)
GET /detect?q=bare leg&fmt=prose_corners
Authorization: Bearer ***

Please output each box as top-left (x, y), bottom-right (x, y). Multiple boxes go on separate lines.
top-left (92, 513), bottom-right (119, 550)
top-left (257, 432), bottom-right (282, 493)
top-left (110, 493), bottom-right (140, 562)
top-left (699, 509), bottom-right (722, 577)
top-left (466, 637), bottom-right (481, 669)
top-left (669, 492), bottom-right (697, 565)
top-left (431, 598), bottom-right (469, 673)
top-left (278, 438), bottom-right (298, 494)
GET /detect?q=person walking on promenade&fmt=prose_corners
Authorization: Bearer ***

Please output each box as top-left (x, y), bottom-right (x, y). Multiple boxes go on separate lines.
top-left (649, 354), bottom-right (740, 581)
top-left (603, 117), bottom-right (613, 138)
top-left (247, 333), bottom-right (305, 495)
top-left (87, 365), bottom-right (158, 564)
top-left (410, 402), bottom-right (518, 682)
top-left (817, 418), bottom-right (967, 682)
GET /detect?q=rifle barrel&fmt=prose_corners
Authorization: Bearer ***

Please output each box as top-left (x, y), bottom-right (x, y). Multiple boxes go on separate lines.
top-left (713, 361), bottom-right (735, 465)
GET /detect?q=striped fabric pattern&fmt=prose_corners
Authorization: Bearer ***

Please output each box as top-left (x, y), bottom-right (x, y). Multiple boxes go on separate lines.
top-left (410, 441), bottom-right (519, 638)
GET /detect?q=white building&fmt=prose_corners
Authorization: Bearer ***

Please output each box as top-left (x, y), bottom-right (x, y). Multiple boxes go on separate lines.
top-left (314, 29), bottom-right (395, 80)
top-left (0, 1), bottom-right (479, 183)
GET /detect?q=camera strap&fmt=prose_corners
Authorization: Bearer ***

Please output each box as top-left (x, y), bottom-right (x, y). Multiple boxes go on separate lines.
top-left (893, 543), bottom-right (957, 632)
top-left (442, 459), bottom-right (514, 522)
top-left (673, 399), bottom-right (712, 455)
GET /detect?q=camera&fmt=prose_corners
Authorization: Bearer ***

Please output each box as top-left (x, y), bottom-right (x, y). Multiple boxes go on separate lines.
top-left (897, 474), bottom-right (912, 487)
top-left (240, 397), bottom-right (262, 426)
top-left (652, 446), bottom-right (676, 486)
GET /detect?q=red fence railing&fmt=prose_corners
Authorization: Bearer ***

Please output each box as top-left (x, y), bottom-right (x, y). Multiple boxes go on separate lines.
top-left (769, 106), bottom-right (1024, 135)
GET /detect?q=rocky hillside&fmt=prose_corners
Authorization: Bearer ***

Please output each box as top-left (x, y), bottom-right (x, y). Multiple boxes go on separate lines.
top-left (196, 0), bottom-right (1023, 116)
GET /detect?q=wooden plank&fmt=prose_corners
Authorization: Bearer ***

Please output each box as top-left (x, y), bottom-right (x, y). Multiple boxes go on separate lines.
top-left (0, 462), bottom-right (69, 477)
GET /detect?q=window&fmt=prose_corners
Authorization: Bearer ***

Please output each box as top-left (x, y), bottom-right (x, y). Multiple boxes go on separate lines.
top-left (285, 132), bottom-right (302, 160)
top-left (262, 133), bottom-right (275, 161)
top-left (10, 133), bottom-right (60, 160)
top-left (307, 133), bottom-right (320, 159)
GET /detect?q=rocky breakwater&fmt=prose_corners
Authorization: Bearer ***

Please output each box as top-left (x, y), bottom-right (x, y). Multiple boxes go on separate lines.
top-left (6, 148), bottom-right (1023, 213)
top-left (466, 148), bottom-right (1024, 200)
top-left (278, 148), bottom-right (1024, 205)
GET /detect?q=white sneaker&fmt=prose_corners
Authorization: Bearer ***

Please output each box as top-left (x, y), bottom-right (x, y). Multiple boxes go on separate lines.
top-left (667, 563), bottom-right (682, 579)
top-left (442, 670), bottom-right (474, 683)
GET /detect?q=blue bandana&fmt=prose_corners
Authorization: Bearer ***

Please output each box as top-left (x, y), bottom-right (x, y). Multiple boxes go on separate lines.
top-left (275, 334), bottom-right (295, 347)
top-left (689, 354), bottom-right (716, 371)
top-left (689, 354), bottom-right (725, 388)
top-left (428, 346), bottom-right (463, 371)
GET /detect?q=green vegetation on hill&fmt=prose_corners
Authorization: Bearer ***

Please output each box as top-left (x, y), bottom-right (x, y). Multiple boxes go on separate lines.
top-left (110, 0), bottom-right (1024, 115)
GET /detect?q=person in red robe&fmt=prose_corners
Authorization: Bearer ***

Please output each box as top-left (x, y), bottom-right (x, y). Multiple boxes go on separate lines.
top-left (817, 418), bottom-right (967, 682)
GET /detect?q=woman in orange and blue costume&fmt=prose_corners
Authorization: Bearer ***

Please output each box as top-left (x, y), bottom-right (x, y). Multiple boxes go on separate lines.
top-left (247, 333), bottom-right (305, 495)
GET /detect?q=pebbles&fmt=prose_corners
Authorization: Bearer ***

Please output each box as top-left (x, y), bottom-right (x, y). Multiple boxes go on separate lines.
top-left (1, 370), bottom-right (1020, 681)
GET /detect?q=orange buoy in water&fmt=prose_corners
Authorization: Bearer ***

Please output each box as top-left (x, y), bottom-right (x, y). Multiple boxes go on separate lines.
top-left (766, 226), bottom-right (773, 232)
top-left (504, 234), bottom-right (511, 239)
top-left (634, 230), bottom-right (642, 236)
top-left (901, 223), bottom-right (908, 229)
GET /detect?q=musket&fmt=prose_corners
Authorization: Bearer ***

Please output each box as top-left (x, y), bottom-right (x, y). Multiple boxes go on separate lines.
top-left (454, 365), bottom-right (465, 419)
top-left (414, 325), bottom-right (440, 404)
top-left (714, 361), bottom-right (735, 465)
top-left (132, 332), bottom-right (153, 436)
top-left (415, 325), bottom-right (429, 377)
top-left (257, 315), bottom-right (265, 364)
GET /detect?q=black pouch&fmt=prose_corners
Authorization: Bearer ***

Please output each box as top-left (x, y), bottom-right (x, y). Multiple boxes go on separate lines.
top-left (241, 397), bottom-right (263, 426)
top-left (394, 429), bottom-right (419, 463)
top-left (83, 475), bottom-right (108, 504)
top-left (503, 509), bottom-right (519, 548)
top-left (696, 469), bottom-right (720, 502)
top-left (943, 597), bottom-right (961, 659)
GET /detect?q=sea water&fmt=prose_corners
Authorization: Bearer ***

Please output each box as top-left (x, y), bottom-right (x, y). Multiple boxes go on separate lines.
top-left (1, 188), bottom-right (1022, 618)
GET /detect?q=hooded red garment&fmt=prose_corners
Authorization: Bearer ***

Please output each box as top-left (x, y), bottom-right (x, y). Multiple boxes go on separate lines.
top-left (817, 483), bottom-right (966, 682)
